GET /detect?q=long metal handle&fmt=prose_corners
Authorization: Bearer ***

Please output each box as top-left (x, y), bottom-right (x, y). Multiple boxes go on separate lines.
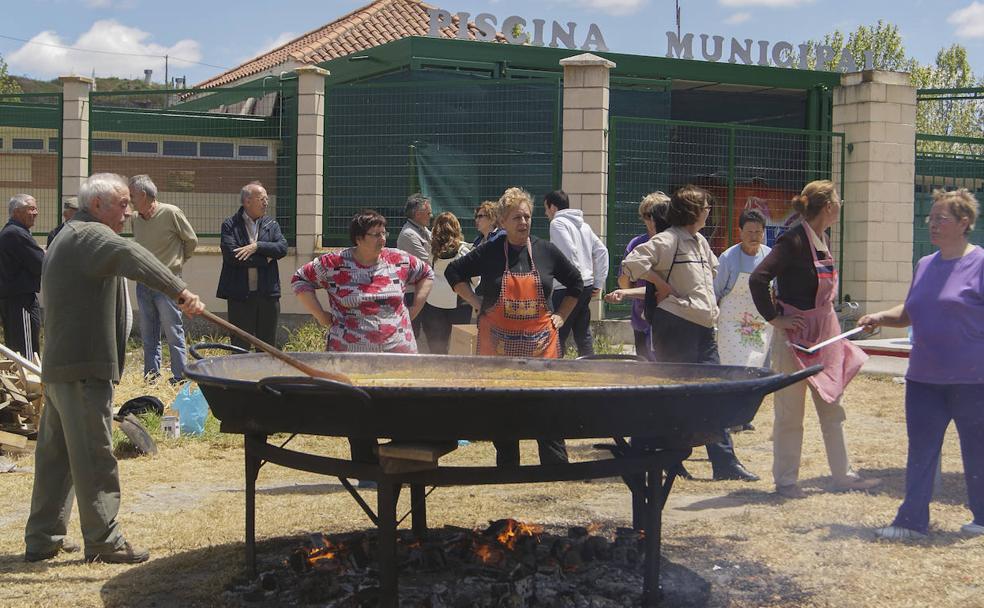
top-left (767, 364), bottom-right (824, 393)
top-left (197, 309), bottom-right (353, 385)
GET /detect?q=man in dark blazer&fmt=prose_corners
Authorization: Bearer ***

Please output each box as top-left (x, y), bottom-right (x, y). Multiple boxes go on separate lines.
top-left (217, 181), bottom-right (288, 349)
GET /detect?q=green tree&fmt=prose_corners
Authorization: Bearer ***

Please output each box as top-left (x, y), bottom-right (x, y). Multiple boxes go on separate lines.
top-left (0, 53), bottom-right (22, 94)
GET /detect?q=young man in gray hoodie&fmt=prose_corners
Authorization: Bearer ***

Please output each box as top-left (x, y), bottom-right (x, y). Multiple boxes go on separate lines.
top-left (544, 190), bottom-right (609, 357)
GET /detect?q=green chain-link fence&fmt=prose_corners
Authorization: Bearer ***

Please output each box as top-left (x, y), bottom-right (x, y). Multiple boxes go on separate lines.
top-left (914, 88), bottom-right (984, 262)
top-left (0, 93), bottom-right (62, 235)
top-left (607, 117), bottom-right (844, 316)
top-left (88, 82), bottom-right (297, 241)
top-left (323, 78), bottom-right (561, 246)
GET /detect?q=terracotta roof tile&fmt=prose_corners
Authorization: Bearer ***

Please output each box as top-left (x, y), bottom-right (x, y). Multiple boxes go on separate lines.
top-left (195, 0), bottom-right (505, 89)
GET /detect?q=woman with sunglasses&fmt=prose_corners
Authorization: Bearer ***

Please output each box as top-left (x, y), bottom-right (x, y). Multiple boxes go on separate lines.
top-left (750, 180), bottom-right (879, 499)
top-left (859, 188), bottom-right (984, 540)
top-left (472, 201), bottom-right (503, 247)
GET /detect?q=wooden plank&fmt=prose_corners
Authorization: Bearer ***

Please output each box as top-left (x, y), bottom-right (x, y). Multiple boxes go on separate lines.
top-left (377, 441), bottom-right (457, 463)
top-left (0, 430), bottom-right (28, 450)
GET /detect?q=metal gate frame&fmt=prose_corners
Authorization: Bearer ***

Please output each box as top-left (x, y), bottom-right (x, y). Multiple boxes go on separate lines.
top-left (607, 117), bottom-right (846, 316)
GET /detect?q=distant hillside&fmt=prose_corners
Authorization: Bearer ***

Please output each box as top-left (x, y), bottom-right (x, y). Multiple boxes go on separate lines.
top-left (12, 75), bottom-right (180, 107)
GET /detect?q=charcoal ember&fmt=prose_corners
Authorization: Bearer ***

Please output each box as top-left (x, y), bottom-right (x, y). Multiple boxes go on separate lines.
top-left (485, 519), bottom-right (513, 538)
top-left (561, 547), bottom-right (583, 571)
top-left (308, 532), bottom-right (328, 549)
top-left (582, 536), bottom-right (610, 562)
top-left (567, 526), bottom-right (589, 539)
top-left (260, 572), bottom-right (278, 592)
top-left (550, 538), bottom-right (573, 561)
top-left (289, 549), bottom-right (311, 574)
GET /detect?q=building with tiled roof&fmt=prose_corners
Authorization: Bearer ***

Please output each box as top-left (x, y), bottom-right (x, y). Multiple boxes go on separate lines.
top-left (195, 0), bottom-right (503, 90)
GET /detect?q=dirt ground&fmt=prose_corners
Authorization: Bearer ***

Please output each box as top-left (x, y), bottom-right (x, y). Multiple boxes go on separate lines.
top-left (0, 373), bottom-right (981, 608)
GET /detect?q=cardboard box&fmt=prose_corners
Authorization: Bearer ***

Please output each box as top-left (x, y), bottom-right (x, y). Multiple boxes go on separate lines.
top-left (448, 324), bottom-right (479, 356)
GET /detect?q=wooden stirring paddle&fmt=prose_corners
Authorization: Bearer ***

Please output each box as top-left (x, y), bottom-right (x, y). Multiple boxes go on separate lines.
top-left (197, 309), bottom-right (353, 385)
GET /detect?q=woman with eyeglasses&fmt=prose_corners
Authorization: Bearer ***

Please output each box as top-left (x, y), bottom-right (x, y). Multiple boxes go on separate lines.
top-left (291, 209), bottom-right (434, 469)
top-left (292, 209), bottom-right (434, 354)
top-left (472, 201), bottom-right (503, 247)
top-left (622, 185), bottom-right (758, 482)
top-left (859, 188), bottom-right (984, 540)
top-left (749, 180), bottom-right (879, 499)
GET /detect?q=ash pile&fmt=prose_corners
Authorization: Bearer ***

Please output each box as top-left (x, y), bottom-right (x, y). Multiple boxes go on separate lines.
top-left (228, 519), bottom-right (709, 607)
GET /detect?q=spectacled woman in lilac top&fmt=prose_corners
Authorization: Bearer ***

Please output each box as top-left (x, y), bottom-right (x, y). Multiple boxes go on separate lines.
top-left (860, 188), bottom-right (984, 540)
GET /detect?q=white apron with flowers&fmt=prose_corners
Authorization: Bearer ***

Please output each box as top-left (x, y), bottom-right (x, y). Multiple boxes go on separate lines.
top-left (717, 272), bottom-right (772, 367)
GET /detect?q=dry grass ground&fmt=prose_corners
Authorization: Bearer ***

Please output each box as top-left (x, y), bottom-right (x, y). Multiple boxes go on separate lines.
top-left (0, 370), bottom-right (981, 607)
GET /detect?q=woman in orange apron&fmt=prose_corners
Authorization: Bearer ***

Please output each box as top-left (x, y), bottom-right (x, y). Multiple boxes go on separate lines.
top-left (446, 187), bottom-right (582, 466)
top-left (749, 180), bottom-right (880, 499)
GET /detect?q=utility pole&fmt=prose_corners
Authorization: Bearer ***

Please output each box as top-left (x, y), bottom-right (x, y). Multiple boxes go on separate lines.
top-left (676, 0), bottom-right (681, 38)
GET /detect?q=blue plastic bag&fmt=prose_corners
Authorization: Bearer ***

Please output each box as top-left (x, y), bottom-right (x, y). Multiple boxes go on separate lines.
top-left (170, 383), bottom-right (209, 436)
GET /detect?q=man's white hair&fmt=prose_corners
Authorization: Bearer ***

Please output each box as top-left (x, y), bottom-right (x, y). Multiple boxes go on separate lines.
top-left (79, 173), bottom-right (128, 211)
top-left (128, 174), bottom-right (158, 200)
top-left (8, 193), bottom-right (35, 217)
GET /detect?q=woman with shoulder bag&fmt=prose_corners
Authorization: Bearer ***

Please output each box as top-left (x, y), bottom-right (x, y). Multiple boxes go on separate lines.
top-left (421, 212), bottom-right (477, 354)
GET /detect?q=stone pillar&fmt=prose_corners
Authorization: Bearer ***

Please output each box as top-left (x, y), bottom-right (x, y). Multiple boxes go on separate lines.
top-left (560, 53), bottom-right (615, 318)
top-left (59, 75), bottom-right (94, 199)
top-left (294, 66), bottom-right (329, 258)
top-left (833, 71), bottom-right (917, 338)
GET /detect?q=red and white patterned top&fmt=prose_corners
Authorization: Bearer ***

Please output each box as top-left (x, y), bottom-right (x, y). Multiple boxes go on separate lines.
top-left (291, 248), bottom-right (434, 353)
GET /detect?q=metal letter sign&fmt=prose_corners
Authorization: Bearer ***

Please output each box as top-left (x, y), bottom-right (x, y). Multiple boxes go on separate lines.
top-left (665, 31), bottom-right (873, 72)
top-left (426, 6), bottom-right (609, 52)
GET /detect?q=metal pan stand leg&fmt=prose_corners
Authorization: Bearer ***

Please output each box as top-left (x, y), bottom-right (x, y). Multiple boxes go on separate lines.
top-left (377, 481), bottom-right (400, 608)
top-left (410, 484), bottom-right (428, 538)
top-left (643, 467), bottom-right (665, 607)
top-left (245, 435), bottom-right (265, 579)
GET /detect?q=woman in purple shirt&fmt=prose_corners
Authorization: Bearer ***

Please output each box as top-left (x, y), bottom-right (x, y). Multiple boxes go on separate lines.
top-left (617, 192), bottom-right (670, 361)
top-left (860, 188), bottom-right (984, 540)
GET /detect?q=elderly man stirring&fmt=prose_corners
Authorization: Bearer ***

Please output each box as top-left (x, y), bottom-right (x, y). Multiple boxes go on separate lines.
top-left (0, 194), bottom-right (44, 358)
top-left (24, 173), bottom-right (204, 564)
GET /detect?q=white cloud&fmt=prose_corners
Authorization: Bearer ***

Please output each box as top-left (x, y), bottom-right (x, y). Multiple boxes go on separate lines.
top-left (719, 0), bottom-right (812, 7)
top-left (557, 0), bottom-right (649, 17)
top-left (6, 20), bottom-right (201, 81)
top-left (84, 0), bottom-right (137, 8)
top-left (254, 32), bottom-right (298, 57)
top-left (724, 12), bottom-right (752, 24)
top-left (949, 2), bottom-right (984, 38)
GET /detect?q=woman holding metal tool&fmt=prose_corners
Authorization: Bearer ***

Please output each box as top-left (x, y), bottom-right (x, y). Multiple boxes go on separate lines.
top-left (749, 180), bottom-right (880, 499)
top-left (446, 187), bottom-right (582, 467)
top-left (860, 188), bottom-right (984, 540)
top-left (291, 209), bottom-right (434, 469)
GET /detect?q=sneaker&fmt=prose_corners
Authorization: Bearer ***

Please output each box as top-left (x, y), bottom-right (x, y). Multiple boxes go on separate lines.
top-left (832, 476), bottom-right (882, 492)
top-left (85, 541), bottom-right (150, 564)
top-left (874, 525), bottom-right (927, 541)
top-left (24, 538), bottom-right (81, 562)
top-left (960, 522), bottom-right (984, 536)
top-left (776, 484), bottom-right (807, 499)
top-left (713, 462), bottom-right (760, 482)
top-left (356, 479), bottom-right (378, 490)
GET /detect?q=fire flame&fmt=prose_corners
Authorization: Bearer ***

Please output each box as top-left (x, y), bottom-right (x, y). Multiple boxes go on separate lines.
top-left (473, 543), bottom-right (503, 565)
top-left (495, 519), bottom-right (543, 550)
top-left (306, 539), bottom-right (344, 567)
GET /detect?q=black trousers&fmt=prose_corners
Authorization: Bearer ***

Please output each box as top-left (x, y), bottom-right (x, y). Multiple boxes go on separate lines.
top-left (552, 288), bottom-right (595, 358)
top-left (493, 439), bottom-right (569, 467)
top-left (227, 295), bottom-right (280, 350)
top-left (633, 329), bottom-right (655, 361)
top-left (419, 302), bottom-right (473, 355)
top-left (649, 308), bottom-right (741, 472)
top-left (404, 293), bottom-right (423, 339)
top-left (0, 294), bottom-right (41, 358)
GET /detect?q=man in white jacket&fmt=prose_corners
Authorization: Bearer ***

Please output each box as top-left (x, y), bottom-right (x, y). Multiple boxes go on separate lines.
top-left (544, 190), bottom-right (609, 357)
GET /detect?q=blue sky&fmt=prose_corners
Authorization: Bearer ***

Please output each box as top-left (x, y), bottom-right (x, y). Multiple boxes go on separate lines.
top-left (2, 0), bottom-right (983, 85)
